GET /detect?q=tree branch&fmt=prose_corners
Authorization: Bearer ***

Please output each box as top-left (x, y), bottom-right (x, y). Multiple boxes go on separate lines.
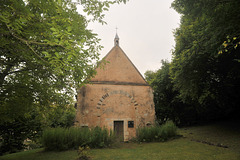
top-left (5, 24), bottom-right (67, 64)
top-left (0, 64), bottom-right (13, 88)
top-left (7, 68), bottom-right (30, 75)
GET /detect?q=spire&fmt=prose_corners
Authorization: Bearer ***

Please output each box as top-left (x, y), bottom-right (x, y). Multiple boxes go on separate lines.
top-left (114, 27), bottom-right (119, 46)
top-left (114, 33), bottom-right (119, 46)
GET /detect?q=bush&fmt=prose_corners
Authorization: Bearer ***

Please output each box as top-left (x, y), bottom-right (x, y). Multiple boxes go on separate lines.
top-left (76, 146), bottom-right (90, 160)
top-left (136, 121), bottom-right (177, 142)
top-left (41, 127), bottom-right (116, 151)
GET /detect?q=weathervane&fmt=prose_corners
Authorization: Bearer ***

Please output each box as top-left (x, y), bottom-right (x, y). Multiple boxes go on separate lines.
top-left (115, 26), bottom-right (118, 33)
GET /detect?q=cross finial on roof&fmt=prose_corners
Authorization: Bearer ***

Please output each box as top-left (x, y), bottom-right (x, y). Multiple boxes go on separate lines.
top-left (114, 27), bottom-right (119, 46)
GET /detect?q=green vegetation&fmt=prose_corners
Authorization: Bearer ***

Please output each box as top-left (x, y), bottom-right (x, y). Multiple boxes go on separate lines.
top-left (42, 127), bottom-right (116, 151)
top-left (1, 121), bottom-right (239, 160)
top-left (76, 146), bottom-right (91, 160)
top-left (89, 139), bottom-right (240, 160)
top-left (0, 101), bottom-right (76, 154)
top-left (1, 0), bottom-right (240, 156)
top-left (145, 0), bottom-right (240, 126)
top-left (136, 121), bottom-right (177, 142)
top-left (145, 61), bottom-right (187, 125)
top-left (0, 0), bottom-right (128, 154)
top-left (171, 0), bottom-right (240, 109)
top-left (1, 140), bottom-right (239, 160)
top-left (179, 120), bottom-right (240, 153)
top-left (0, 149), bottom-right (77, 160)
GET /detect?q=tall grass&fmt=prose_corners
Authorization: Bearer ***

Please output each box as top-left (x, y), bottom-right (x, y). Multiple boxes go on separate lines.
top-left (136, 121), bottom-right (177, 142)
top-left (41, 127), bottom-right (115, 151)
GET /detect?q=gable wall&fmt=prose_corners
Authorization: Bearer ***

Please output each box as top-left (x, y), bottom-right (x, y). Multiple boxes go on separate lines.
top-left (91, 46), bottom-right (147, 84)
top-left (75, 84), bottom-right (155, 141)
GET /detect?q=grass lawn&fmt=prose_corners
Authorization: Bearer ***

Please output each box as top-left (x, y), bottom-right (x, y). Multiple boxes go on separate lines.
top-left (90, 139), bottom-right (240, 160)
top-left (1, 120), bottom-right (240, 160)
top-left (179, 119), bottom-right (240, 153)
top-left (0, 148), bottom-right (77, 160)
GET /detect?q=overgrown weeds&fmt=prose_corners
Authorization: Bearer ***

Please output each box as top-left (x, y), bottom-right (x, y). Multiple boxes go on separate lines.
top-left (41, 126), bottom-right (115, 151)
top-left (42, 121), bottom-right (177, 151)
top-left (136, 121), bottom-right (177, 142)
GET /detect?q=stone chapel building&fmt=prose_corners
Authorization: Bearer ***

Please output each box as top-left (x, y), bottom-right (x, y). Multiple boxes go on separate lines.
top-left (75, 34), bottom-right (155, 141)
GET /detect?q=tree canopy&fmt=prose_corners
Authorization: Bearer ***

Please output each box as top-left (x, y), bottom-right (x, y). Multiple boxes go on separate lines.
top-left (146, 0), bottom-right (240, 125)
top-left (145, 61), bottom-right (198, 126)
top-left (170, 0), bottom-right (240, 117)
top-left (1, 0), bottom-right (126, 121)
top-left (0, 0), bottom-right (127, 154)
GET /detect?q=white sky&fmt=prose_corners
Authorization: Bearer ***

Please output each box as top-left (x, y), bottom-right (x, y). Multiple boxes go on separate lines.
top-left (84, 0), bottom-right (180, 76)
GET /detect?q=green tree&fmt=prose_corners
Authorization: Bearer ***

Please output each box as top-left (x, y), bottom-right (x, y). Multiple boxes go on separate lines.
top-left (45, 100), bottom-right (76, 128)
top-left (0, 0), bottom-right (128, 154)
top-left (145, 61), bottom-right (198, 126)
top-left (171, 0), bottom-right (240, 120)
top-left (0, 109), bottom-right (42, 154)
top-left (144, 70), bottom-right (156, 84)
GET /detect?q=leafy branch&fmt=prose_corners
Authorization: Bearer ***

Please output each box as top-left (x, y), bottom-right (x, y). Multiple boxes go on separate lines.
top-left (218, 36), bottom-right (240, 56)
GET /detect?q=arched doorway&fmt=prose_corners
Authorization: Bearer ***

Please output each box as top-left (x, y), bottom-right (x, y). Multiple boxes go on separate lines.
top-left (96, 90), bottom-right (139, 141)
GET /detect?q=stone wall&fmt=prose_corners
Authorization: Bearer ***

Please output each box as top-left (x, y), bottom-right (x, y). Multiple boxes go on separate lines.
top-left (75, 83), bottom-right (155, 141)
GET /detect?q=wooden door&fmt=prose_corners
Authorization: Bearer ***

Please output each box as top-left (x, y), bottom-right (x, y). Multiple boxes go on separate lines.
top-left (114, 121), bottom-right (124, 141)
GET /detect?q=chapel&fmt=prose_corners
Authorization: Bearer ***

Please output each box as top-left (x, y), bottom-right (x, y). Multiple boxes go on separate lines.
top-left (75, 34), bottom-right (155, 141)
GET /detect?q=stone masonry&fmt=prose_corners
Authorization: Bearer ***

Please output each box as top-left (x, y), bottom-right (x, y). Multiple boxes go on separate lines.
top-left (75, 34), bottom-right (155, 141)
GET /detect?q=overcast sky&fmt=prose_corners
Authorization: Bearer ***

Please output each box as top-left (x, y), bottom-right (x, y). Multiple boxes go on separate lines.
top-left (84, 0), bottom-right (180, 76)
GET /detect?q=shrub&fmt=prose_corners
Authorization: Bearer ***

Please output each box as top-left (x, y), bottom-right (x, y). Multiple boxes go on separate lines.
top-left (76, 146), bottom-right (90, 160)
top-left (136, 121), bottom-right (177, 142)
top-left (41, 127), bottom-right (116, 151)
top-left (160, 121), bottom-right (177, 140)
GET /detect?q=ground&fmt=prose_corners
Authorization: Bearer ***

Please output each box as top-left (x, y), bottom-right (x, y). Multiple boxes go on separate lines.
top-left (179, 119), bottom-right (240, 153)
top-left (1, 120), bottom-right (240, 160)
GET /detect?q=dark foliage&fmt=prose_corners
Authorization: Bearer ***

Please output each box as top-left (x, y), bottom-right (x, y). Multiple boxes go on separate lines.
top-left (0, 113), bottom-right (41, 155)
top-left (136, 121), bottom-right (177, 142)
top-left (146, 0), bottom-right (240, 126)
top-left (41, 127), bottom-right (116, 151)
